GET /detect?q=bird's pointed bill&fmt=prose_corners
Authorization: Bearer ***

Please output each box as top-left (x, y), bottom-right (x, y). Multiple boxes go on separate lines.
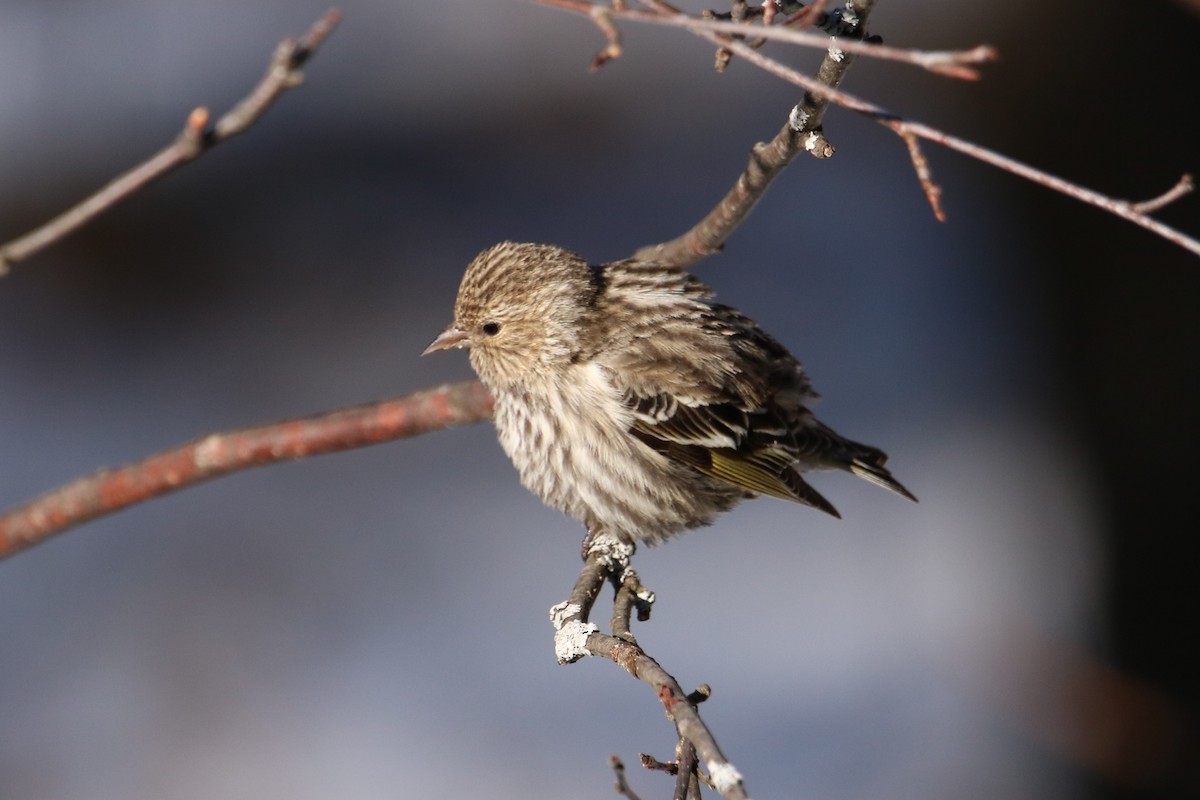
top-left (422, 326), bottom-right (469, 356)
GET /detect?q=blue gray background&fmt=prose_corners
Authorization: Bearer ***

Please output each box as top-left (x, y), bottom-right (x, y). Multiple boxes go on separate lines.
top-left (2, 1), bottom-right (1197, 798)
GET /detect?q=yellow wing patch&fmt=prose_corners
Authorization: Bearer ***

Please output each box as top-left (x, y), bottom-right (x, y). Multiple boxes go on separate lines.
top-left (704, 451), bottom-right (798, 501)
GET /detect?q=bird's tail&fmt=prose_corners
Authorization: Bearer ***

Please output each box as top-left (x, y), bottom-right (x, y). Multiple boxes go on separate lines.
top-left (845, 442), bottom-right (918, 503)
top-left (796, 423), bottom-right (918, 503)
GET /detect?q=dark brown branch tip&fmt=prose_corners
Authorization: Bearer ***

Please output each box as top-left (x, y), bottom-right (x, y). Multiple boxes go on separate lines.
top-left (293, 8), bottom-right (342, 66)
top-left (782, 0), bottom-right (824, 29)
top-left (591, 47), bottom-right (623, 71)
top-left (788, 112), bottom-right (835, 158)
top-left (641, 753), bottom-right (679, 774)
top-left (714, 46), bottom-right (733, 72)
top-left (686, 684), bottom-right (713, 705)
top-left (589, 6), bottom-right (623, 70)
top-left (611, 755), bottom-right (643, 800)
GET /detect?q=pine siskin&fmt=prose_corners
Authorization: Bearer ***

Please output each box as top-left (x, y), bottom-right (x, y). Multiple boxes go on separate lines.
top-left (424, 241), bottom-right (915, 548)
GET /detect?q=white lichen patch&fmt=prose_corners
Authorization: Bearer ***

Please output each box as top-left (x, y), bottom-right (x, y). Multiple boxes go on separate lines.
top-left (788, 105), bottom-right (810, 132)
top-left (549, 601), bottom-right (582, 629)
top-left (554, 619), bottom-right (599, 664)
top-left (707, 761), bottom-right (746, 795)
top-left (586, 531), bottom-right (635, 566)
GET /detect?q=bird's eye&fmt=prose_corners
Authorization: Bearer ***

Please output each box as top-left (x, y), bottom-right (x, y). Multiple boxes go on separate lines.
top-left (482, 322), bottom-right (501, 336)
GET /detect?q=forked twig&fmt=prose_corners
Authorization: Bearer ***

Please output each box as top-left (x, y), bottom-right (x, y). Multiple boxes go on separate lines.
top-left (535, 0), bottom-right (996, 77)
top-left (634, 0), bottom-right (872, 265)
top-left (537, 0), bottom-right (1199, 260)
top-left (0, 8), bottom-right (342, 274)
top-left (551, 540), bottom-right (747, 800)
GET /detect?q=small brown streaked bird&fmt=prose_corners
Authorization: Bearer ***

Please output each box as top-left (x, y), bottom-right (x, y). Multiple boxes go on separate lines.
top-left (425, 241), bottom-right (915, 550)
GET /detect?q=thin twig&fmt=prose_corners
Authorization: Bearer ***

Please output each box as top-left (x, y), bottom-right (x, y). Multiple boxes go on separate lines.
top-left (0, 380), bottom-right (493, 560)
top-left (662, 13), bottom-right (995, 79)
top-left (899, 129), bottom-right (945, 221)
top-left (642, 754), bottom-right (679, 774)
top-left (687, 14), bottom-right (1200, 258)
top-left (884, 118), bottom-right (1200, 253)
top-left (1130, 173), bottom-right (1194, 214)
top-left (0, 8), bottom-right (342, 275)
top-left (784, 0), bottom-right (828, 29)
top-left (589, 5), bottom-right (624, 70)
top-left (611, 755), bottom-right (644, 800)
top-left (674, 738), bottom-right (701, 800)
top-left (533, 0), bottom-right (996, 77)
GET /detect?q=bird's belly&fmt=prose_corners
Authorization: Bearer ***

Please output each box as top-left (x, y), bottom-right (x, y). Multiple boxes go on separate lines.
top-left (492, 388), bottom-right (742, 545)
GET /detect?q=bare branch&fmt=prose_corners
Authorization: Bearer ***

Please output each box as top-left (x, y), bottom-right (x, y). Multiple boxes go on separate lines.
top-left (884, 117), bottom-right (1200, 256)
top-left (900, 129), bottom-right (946, 221)
top-left (534, 0), bottom-right (997, 77)
top-left (1130, 173), bottom-right (1194, 215)
top-left (0, 8), bottom-right (342, 275)
top-left (610, 755), bottom-right (644, 800)
top-left (551, 540), bottom-right (749, 800)
top-left (634, 0), bottom-right (872, 265)
top-left (589, 5), bottom-right (624, 70)
top-left (539, 0), bottom-right (1200, 260)
top-left (690, 11), bottom-right (1200, 258)
top-left (673, 738), bottom-right (701, 800)
top-left (0, 380), bottom-right (493, 560)
top-left (653, 11), bottom-right (995, 78)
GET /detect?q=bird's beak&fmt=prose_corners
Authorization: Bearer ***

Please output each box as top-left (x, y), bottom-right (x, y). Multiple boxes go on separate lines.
top-left (422, 325), bottom-right (470, 356)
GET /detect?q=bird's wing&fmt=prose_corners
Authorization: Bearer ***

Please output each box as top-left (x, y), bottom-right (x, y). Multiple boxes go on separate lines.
top-left (590, 266), bottom-right (839, 514)
top-left (618, 388), bottom-right (842, 517)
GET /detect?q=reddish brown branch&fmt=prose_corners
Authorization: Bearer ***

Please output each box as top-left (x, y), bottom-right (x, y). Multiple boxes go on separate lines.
top-left (0, 8), bottom-right (341, 275)
top-left (897, 128), bottom-right (946, 221)
top-left (0, 380), bottom-right (493, 560)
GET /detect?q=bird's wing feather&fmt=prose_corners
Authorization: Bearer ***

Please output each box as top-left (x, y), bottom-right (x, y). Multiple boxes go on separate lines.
top-left (590, 260), bottom-right (907, 515)
top-left (620, 387), bottom-right (842, 516)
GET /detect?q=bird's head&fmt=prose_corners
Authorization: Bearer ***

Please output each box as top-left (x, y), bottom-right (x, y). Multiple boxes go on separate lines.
top-left (423, 241), bottom-right (599, 390)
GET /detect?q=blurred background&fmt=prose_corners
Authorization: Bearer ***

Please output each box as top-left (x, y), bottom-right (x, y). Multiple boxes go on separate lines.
top-left (1, 1), bottom-right (1197, 798)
